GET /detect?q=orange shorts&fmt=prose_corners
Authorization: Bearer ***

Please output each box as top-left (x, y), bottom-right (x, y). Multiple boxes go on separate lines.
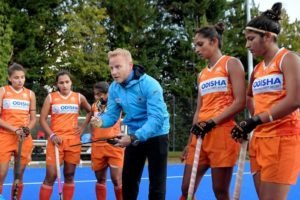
top-left (186, 126), bottom-right (240, 168)
top-left (91, 144), bottom-right (124, 171)
top-left (0, 133), bottom-right (33, 165)
top-left (46, 136), bottom-right (81, 165)
top-left (249, 135), bottom-right (300, 184)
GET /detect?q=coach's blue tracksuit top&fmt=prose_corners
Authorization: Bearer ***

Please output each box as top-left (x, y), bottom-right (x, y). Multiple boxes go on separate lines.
top-left (100, 65), bottom-right (170, 142)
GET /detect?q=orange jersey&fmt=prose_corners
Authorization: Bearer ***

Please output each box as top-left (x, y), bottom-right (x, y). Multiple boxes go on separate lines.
top-left (92, 103), bottom-right (121, 146)
top-left (49, 91), bottom-right (80, 138)
top-left (0, 86), bottom-right (32, 134)
top-left (252, 48), bottom-right (300, 137)
top-left (197, 56), bottom-right (235, 126)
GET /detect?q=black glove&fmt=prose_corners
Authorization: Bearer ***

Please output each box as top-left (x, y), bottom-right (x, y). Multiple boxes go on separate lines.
top-left (21, 127), bottom-right (30, 137)
top-left (190, 119), bottom-right (216, 138)
top-left (106, 135), bottom-right (122, 145)
top-left (231, 115), bottom-right (262, 140)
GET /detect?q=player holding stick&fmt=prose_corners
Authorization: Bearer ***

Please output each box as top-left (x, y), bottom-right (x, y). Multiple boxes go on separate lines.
top-left (39, 70), bottom-right (90, 200)
top-left (179, 23), bottom-right (246, 200)
top-left (231, 2), bottom-right (300, 200)
top-left (0, 63), bottom-right (36, 200)
top-left (87, 81), bottom-right (124, 200)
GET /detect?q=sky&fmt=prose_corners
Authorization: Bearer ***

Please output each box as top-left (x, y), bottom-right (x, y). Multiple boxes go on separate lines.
top-left (254, 0), bottom-right (299, 22)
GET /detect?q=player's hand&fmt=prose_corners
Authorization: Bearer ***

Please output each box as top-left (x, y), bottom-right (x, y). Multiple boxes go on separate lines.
top-left (74, 126), bottom-right (84, 135)
top-left (15, 127), bottom-right (30, 138)
top-left (91, 116), bottom-right (102, 128)
top-left (190, 119), bottom-right (216, 139)
top-left (231, 116), bottom-right (262, 141)
top-left (50, 134), bottom-right (62, 145)
top-left (180, 146), bottom-right (189, 162)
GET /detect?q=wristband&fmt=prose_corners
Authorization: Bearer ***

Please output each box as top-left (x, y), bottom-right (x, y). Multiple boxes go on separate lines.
top-left (267, 110), bottom-right (273, 122)
top-left (50, 133), bottom-right (56, 140)
top-left (15, 128), bottom-right (22, 135)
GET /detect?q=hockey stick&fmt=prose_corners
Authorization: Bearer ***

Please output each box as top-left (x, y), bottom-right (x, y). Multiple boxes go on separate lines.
top-left (69, 135), bottom-right (122, 147)
top-left (55, 145), bottom-right (63, 200)
top-left (187, 137), bottom-right (202, 200)
top-left (12, 135), bottom-right (24, 200)
top-left (232, 140), bottom-right (248, 200)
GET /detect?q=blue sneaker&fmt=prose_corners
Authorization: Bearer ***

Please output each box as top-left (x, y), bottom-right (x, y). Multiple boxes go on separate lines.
top-left (0, 194), bottom-right (5, 200)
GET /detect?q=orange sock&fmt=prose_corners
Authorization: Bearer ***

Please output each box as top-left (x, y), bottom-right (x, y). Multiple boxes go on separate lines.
top-left (95, 183), bottom-right (106, 200)
top-left (63, 183), bottom-right (74, 200)
top-left (11, 183), bottom-right (23, 200)
top-left (0, 185), bottom-right (2, 194)
top-left (114, 186), bottom-right (122, 200)
top-left (39, 184), bottom-right (53, 200)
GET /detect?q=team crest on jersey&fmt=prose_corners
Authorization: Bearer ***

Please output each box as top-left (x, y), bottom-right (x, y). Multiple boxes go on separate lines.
top-left (53, 98), bottom-right (60, 103)
top-left (2, 99), bottom-right (30, 110)
top-left (22, 93), bottom-right (28, 98)
top-left (115, 98), bottom-right (121, 103)
top-left (199, 77), bottom-right (228, 96)
top-left (70, 96), bottom-right (75, 102)
top-left (52, 104), bottom-right (79, 114)
top-left (252, 74), bottom-right (283, 95)
top-left (6, 91), bottom-right (12, 97)
top-left (215, 67), bottom-right (222, 72)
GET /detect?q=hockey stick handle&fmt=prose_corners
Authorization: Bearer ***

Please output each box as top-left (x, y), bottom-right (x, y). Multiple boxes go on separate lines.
top-left (55, 145), bottom-right (63, 199)
top-left (13, 136), bottom-right (24, 200)
top-left (233, 140), bottom-right (248, 200)
top-left (187, 137), bottom-right (202, 200)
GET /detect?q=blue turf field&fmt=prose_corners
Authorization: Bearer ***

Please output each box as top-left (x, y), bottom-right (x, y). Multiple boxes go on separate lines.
top-left (2, 162), bottom-right (300, 199)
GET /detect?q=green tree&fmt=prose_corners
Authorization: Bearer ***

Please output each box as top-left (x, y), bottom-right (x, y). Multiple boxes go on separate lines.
top-left (4, 0), bottom-right (108, 108)
top-left (56, 0), bottom-right (108, 98)
top-left (278, 10), bottom-right (300, 52)
top-left (0, 1), bottom-right (13, 85)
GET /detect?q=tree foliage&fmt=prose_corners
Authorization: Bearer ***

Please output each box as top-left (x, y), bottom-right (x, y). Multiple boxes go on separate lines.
top-left (0, 1), bottom-right (13, 85)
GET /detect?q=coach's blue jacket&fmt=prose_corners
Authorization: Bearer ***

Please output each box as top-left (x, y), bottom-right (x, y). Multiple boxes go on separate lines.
top-left (100, 65), bottom-right (170, 141)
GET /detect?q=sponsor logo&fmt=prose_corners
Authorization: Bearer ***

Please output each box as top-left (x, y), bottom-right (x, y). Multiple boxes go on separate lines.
top-left (115, 98), bottom-right (121, 103)
top-left (252, 74), bottom-right (283, 95)
top-left (52, 104), bottom-right (79, 114)
top-left (199, 77), bottom-right (228, 96)
top-left (2, 99), bottom-right (30, 110)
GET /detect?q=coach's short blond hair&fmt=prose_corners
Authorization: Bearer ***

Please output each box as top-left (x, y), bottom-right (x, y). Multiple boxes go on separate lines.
top-left (108, 48), bottom-right (133, 62)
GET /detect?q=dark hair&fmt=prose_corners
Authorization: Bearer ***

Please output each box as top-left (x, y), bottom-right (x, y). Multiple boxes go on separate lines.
top-left (8, 63), bottom-right (25, 76)
top-left (247, 2), bottom-right (282, 35)
top-left (194, 22), bottom-right (225, 49)
top-left (94, 81), bottom-right (109, 93)
top-left (55, 70), bottom-right (72, 83)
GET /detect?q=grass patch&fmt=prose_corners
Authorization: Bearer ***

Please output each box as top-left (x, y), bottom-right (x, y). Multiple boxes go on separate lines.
top-left (168, 151), bottom-right (182, 163)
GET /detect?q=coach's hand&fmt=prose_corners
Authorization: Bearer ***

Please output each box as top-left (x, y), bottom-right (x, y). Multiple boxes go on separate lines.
top-left (231, 115), bottom-right (262, 141)
top-left (91, 116), bottom-right (102, 128)
top-left (190, 119), bottom-right (216, 139)
top-left (113, 135), bottom-right (131, 148)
